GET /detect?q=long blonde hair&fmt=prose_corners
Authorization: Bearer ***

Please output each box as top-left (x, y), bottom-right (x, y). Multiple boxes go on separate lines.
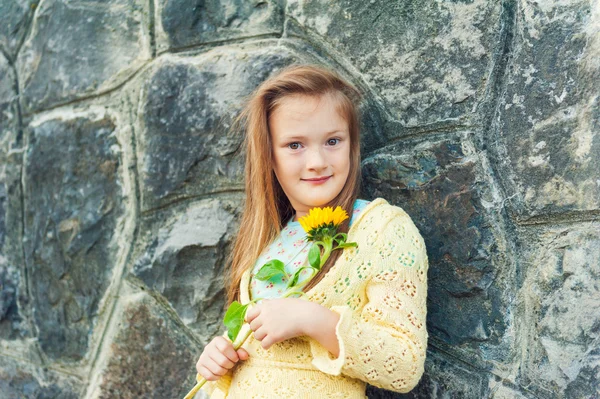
top-left (224, 64), bottom-right (363, 306)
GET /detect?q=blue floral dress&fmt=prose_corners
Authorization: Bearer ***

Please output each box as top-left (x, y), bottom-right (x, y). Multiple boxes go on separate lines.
top-left (249, 199), bottom-right (372, 302)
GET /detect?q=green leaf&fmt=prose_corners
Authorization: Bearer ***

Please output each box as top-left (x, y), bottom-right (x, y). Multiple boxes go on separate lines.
top-left (255, 259), bottom-right (287, 281)
top-left (308, 244), bottom-right (321, 269)
top-left (286, 268), bottom-right (303, 289)
top-left (223, 301), bottom-right (249, 342)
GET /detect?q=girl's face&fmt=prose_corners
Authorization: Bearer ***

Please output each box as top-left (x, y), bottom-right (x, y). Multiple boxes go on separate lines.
top-left (269, 93), bottom-right (351, 221)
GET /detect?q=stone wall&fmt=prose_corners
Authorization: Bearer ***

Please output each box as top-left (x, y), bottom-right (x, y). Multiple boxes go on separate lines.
top-left (0, 1), bottom-right (598, 398)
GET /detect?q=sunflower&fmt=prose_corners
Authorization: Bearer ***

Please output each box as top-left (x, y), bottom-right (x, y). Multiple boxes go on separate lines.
top-left (298, 206), bottom-right (349, 242)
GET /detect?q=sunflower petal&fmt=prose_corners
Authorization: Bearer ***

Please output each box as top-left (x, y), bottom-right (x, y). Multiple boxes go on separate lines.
top-left (298, 205), bottom-right (351, 237)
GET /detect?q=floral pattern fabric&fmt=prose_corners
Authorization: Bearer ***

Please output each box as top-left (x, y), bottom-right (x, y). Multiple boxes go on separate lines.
top-left (250, 199), bottom-right (372, 302)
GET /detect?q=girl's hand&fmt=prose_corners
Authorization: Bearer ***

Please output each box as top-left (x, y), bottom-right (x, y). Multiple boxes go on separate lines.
top-left (245, 298), bottom-right (314, 350)
top-left (196, 335), bottom-right (249, 381)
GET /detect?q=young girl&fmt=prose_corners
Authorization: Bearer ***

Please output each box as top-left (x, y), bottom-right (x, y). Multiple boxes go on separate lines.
top-left (196, 65), bottom-right (428, 399)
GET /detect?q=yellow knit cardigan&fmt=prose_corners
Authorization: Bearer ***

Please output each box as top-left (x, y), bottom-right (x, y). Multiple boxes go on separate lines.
top-left (200, 198), bottom-right (429, 399)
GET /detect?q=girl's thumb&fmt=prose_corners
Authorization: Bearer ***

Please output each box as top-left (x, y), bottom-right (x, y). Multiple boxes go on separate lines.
top-left (237, 348), bottom-right (249, 360)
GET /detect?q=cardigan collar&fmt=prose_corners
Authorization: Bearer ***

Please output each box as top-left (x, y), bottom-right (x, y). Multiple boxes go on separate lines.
top-left (238, 197), bottom-right (388, 305)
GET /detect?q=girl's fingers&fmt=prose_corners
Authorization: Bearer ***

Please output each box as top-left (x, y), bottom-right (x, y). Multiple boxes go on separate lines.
top-left (245, 306), bottom-right (258, 323)
top-left (237, 348), bottom-right (249, 361)
top-left (203, 357), bottom-right (224, 377)
top-left (214, 337), bottom-right (239, 363)
top-left (197, 365), bottom-right (219, 382)
top-left (207, 350), bottom-right (235, 372)
top-left (205, 360), bottom-right (229, 378)
top-left (260, 336), bottom-right (273, 350)
top-left (253, 326), bottom-right (267, 341)
top-left (249, 318), bottom-right (262, 332)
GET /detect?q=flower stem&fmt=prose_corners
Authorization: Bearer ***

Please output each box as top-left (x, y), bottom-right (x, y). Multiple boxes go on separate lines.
top-left (282, 289), bottom-right (310, 299)
top-left (320, 236), bottom-right (333, 266)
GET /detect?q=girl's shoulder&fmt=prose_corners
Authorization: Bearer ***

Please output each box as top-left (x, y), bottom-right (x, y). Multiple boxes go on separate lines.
top-left (348, 198), bottom-right (372, 226)
top-left (352, 197), bottom-right (420, 235)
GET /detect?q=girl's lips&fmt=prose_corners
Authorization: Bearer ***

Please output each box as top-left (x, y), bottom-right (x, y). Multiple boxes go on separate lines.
top-left (302, 176), bottom-right (331, 184)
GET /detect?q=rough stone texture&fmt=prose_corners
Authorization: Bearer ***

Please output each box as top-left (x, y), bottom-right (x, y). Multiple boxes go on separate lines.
top-left (493, 0), bottom-right (600, 219)
top-left (0, 0), bottom-right (35, 59)
top-left (1, 1), bottom-right (598, 398)
top-left (137, 46), bottom-right (296, 212)
top-left (16, 0), bottom-right (151, 114)
top-left (23, 112), bottom-right (126, 363)
top-left (0, 355), bottom-right (83, 399)
top-left (0, 173), bottom-right (12, 336)
top-left (374, 350), bottom-right (491, 399)
top-left (519, 224), bottom-right (600, 398)
top-left (156, 0), bottom-right (284, 53)
top-left (92, 278), bottom-right (202, 399)
top-left (488, 383), bottom-right (530, 399)
top-left (0, 53), bottom-right (29, 341)
top-left (287, 0), bottom-right (503, 128)
top-left (0, 148), bottom-right (28, 341)
top-left (362, 136), bottom-right (512, 353)
top-left (0, 53), bottom-right (18, 143)
top-left (132, 196), bottom-right (242, 339)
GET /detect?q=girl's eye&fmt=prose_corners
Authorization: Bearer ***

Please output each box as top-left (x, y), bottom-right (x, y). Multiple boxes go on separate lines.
top-left (287, 138), bottom-right (340, 150)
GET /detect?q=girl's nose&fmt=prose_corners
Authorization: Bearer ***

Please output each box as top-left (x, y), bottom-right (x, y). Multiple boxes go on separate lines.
top-left (306, 147), bottom-right (328, 170)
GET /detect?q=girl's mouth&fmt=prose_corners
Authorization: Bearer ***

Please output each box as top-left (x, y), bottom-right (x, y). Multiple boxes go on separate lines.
top-left (302, 176), bottom-right (331, 184)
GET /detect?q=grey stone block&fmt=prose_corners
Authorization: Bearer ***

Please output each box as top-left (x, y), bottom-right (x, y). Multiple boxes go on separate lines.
top-left (156, 0), bottom-right (284, 52)
top-left (132, 196), bottom-right (242, 340)
top-left (0, 0), bottom-right (35, 59)
top-left (0, 153), bottom-right (29, 341)
top-left (23, 112), bottom-right (126, 362)
top-left (0, 52), bottom-right (18, 143)
top-left (93, 278), bottom-right (202, 399)
top-left (493, 0), bottom-right (600, 218)
top-left (362, 136), bottom-right (512, 353)
top-left (0, 53), bottom-right (28, 341)
top-left (287, 0), bottom-right (503, 127)
top-left (519, 223), bottom-right (600, 399)
top-left (16, 0), bottom-right (151, 114)
top-left (0, 355), bottom-right (83, 399)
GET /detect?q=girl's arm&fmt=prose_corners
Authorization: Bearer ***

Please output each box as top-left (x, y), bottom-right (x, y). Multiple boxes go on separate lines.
top-left (305, 210), bottom-right (429, 393)
top-left (302, 304), bottom-right (341, 357)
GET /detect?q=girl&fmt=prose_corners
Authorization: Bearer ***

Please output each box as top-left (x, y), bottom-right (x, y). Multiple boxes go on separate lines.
top-left (196, 65), bottom-right (428, 399)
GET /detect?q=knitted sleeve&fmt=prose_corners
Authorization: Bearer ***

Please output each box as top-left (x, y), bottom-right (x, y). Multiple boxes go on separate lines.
top-left (308, 210), bottom-right (429, 393)
top-left (198, 331), bottom-right (234, 399)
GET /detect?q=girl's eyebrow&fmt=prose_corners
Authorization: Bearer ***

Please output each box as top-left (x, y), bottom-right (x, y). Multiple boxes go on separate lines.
top-left (283, 130), bottom-right (344, 140)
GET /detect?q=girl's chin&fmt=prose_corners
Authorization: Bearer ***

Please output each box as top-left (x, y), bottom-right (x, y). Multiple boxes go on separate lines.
top-left (297, 193), bottom-right (338, 206)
